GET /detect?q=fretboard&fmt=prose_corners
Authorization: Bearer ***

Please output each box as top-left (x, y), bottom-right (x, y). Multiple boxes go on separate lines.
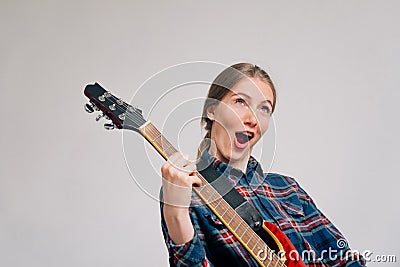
top-left (139, 121), bottom-right (285, 267)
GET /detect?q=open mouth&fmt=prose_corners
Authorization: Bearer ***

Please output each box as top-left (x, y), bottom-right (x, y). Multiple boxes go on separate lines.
top-left (234, 131), bottom-right (254, 147)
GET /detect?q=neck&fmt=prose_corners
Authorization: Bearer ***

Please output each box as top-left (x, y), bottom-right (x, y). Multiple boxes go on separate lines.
top-left (208, 142), bottom-right (251, 174)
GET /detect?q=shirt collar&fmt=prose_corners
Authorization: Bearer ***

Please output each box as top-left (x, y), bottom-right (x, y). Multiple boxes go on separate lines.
top-left (198, 150), bottom-right (264, 183)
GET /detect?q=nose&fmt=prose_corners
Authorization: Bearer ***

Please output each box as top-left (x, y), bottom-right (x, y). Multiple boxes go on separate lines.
top-left (243, 107), bottom-right (258, 127)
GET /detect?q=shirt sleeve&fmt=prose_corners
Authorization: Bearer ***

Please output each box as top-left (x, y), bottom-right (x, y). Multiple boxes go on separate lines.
top-left (293, 179), bottom-right (366, 267)
top-left (160, 201), bottom-right (214, 267)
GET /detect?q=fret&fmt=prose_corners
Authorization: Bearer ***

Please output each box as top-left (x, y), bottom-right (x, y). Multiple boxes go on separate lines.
top-left (205, 191), bottom-right (215, 203)
top-left (225, 213), bottom-right (241, 232)
top-left (197, 184), bottom-right (208, 194)
top-left (254, 238), bottom-right (274, 267)
top-left (270, 249), bottom-right (279, 267)
top-left (263, 256), bottom-right (271, 267)
top-left (274, 249), bottom-right (285, 267)
top-left (143, 123), bottom-right (156, 134)
top-left (141, 123), bottom-right (178, 158)
top-left (245, 230), bottom-right (255, 246)
top-left (233, 219), bottom-right (243, 232)
top-left (221, 208), bottom-right (228, 217)
top-left (211, 192), bottom-right (223, 203)
top-left (152, 133), bottom-right (162, 141)
top-left (258, 246), bottom-right (273, 267)
top-left (213, 198), bottom-right (223, 209)
top-left (198, 184), bottom-right (218, 202)
top-left (197, 184), bottom-right (216, 205)
top-left (220, 205), bottom-right (229, 216)
top-left (250, 235), bottom-right (278, 267)
top-left (204, 184), bottom-right (214, 195)
top-left (167, 146), bottom-right (177, 156)
top-left (162, 142), bottom-right (173, 153)
top-left (251, 234), bottom-right (260, 251)
top-left (265, 256), bottom-right (272, 267)
top-left (273, 256), bottom-right (281, 267)
top-left (206, 190), bottom-right (217, 203)
top-left (227, 212), bottom-right (236, 224)
top-left (240, 226), bottom-right (249, 239)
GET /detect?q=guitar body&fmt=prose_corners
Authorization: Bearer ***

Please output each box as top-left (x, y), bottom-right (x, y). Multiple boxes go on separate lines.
top-left (260, 222), bottom-right (306, 267)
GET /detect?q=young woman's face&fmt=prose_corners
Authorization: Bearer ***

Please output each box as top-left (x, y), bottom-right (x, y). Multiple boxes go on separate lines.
top-left (207, 77), bottom-right (274, 165)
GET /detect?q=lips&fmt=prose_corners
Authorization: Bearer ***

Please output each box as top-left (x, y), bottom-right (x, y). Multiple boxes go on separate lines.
top-left (234, 131), bottom-right (254, 149)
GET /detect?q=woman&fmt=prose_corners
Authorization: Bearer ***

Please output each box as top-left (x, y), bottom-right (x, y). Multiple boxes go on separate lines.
top-left (160, 63), bottom-right (365, 266)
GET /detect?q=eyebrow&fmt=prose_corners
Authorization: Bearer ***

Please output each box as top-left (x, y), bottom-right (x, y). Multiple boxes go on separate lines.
top-left (234, 92), bottom-right (273, 108)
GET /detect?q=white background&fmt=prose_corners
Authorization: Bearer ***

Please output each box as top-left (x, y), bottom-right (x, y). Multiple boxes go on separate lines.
top-left (1, 1), bottom-right (399, 266)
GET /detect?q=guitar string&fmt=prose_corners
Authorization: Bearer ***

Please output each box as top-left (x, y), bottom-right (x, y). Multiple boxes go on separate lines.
top-left (95, 94), bottom-right (286, 267)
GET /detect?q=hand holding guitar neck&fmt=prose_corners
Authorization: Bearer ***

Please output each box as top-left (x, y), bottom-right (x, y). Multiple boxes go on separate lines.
top-left (161, 152), bottom-right (202, 208)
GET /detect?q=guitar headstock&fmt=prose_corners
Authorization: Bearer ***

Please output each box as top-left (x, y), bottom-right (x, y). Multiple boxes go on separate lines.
top-left (83, 83), bottom-right (147, 132)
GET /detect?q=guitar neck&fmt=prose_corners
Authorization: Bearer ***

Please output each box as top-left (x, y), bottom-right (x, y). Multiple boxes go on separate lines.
top-left (139, 121), bottom-right (284, 267)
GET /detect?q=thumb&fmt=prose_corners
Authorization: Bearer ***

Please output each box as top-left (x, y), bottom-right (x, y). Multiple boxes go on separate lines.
top-left (191, 173), bottom-right (203, 187)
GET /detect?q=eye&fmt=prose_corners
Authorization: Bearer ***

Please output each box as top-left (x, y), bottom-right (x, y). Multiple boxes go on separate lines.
top-left (260, 105), bottom-right (271, 114)
top-left (234, 98), bottom-right (246, 106)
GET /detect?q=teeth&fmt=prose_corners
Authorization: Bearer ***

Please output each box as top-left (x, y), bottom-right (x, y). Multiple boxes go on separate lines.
top-left (237, 132), bottom-right (253, 139)
top-left (243, 132), bottom-right (253, 138)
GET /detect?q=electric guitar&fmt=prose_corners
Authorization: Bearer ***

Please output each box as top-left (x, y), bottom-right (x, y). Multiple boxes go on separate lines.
top-left (83, 82), bottom-right (306, 267)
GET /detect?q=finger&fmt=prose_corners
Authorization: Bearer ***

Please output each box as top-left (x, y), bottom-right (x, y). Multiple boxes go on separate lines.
top-left (191, 174), bottom-right (203, 187)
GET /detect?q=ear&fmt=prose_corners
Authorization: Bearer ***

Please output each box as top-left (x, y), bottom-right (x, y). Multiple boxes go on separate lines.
top-left (206, 105), bottom-right (215, 121)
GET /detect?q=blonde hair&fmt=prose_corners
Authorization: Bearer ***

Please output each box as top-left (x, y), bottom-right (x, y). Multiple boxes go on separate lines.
top-left (198, 63), bottom-right (277, 157)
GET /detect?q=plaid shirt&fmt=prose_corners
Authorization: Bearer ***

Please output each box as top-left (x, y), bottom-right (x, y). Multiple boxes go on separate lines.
top-left (160, 151), bottom-right (365, 266)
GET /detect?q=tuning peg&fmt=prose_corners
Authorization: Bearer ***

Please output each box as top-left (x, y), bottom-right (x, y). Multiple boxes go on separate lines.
top-left (104, 123), bottom-right (115, 130)
top-left (85, 103), bottom-right (95, 113)
top-left (95, 113), bottom-right (105, 121)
